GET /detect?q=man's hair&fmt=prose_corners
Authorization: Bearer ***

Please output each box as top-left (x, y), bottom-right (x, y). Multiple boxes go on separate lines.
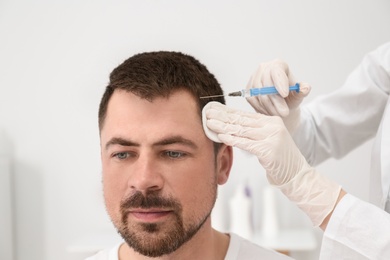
top-left (98, 51), bottom-right (225, 131)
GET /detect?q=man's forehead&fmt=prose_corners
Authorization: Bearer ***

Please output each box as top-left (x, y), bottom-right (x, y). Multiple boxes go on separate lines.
top-left (109, 88), bottom-right (201, 116)
top-left (113, 88), bottom-right (195, 101)
top-left (102, 89), bottom-right (206, 139)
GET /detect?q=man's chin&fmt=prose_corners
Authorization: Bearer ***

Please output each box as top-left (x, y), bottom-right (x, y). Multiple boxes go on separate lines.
top-left (118, 217), bottom-right (208, 257)
top-left (121, 230), bottom-right (183, 257)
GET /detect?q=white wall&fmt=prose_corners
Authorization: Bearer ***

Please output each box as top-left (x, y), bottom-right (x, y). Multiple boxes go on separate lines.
top-left (1, 1), bottom-right (390, 259)
top-left (0, 130), bottom-right (14, 260)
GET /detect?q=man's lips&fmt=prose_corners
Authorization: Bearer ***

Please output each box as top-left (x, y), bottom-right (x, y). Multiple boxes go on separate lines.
top-left (129, 208), bottom-right (173, 222)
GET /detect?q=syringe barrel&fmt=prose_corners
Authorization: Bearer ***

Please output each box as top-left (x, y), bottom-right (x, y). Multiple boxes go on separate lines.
top-left (248, 83), bottom-right (300, 97)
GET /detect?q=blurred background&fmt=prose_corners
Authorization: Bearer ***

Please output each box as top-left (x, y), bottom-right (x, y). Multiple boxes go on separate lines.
top-left (1, 1), bottom-right (390, 259)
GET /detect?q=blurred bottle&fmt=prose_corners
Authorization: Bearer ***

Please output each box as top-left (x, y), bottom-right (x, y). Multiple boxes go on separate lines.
top-left (229, 183), bottom-right (253, 240)
top-left (261, 185), bottom-right (279, 237)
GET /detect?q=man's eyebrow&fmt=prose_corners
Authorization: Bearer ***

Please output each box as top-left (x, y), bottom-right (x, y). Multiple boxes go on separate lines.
top-left (153, 136), bottom-right (198, 149)
top-left (105, 136), bottom-right (198, 150)
top-left (105, 137), bottom-right (139, 150)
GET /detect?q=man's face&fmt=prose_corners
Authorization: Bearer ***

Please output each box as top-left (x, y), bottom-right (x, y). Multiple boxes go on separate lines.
top-left (100, 89), bottom-right (231, 257)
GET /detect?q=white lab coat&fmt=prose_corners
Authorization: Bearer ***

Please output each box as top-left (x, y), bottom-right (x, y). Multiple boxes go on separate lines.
top-left (292, 42), bottom-right (390, 259)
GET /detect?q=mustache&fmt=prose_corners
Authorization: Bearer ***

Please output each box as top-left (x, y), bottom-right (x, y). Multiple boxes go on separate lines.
top-left (120, 191), bottom-right (182, 211)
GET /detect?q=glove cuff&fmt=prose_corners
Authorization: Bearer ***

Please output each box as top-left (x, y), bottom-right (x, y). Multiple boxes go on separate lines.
top-left (274, 166), bottom-right (341, 226)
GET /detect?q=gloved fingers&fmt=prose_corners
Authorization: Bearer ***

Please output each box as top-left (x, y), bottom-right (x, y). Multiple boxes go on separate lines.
top-left (205, 102), bottom-right (266, 127)
top-left (285, 82), bottom-right (311, 109)
top-left (265, 63), bottom-right (302, 116)
top-left (204, 101), bottom-right (255, 116)
top-left (248, 81), bottom-right (310, 117)
top-left (251, 59), bottom-right (293, 98)
top-left (206, 118), bottom-right (267, 141)
top-left (217, 133), bottom-right (264, 155)
top-left (246, 72), bottom-right (270, 114)
top-left (268, 61), bottom-right (292, 98)
top-left (246, 94), bottom-right (288, 117)
top-left (246, 95), bottom-right (272, 115)
top-left (269, 95), bottom-right (290, 117)
top-left (206, 101), bottom-right (286, 125)
top-left (216, 132), bottom-right (287, 173)
top-left (205, 114), bottom-right (287, 148)
top-left (245, 60), bottom-right (298, 117)
top-left (203, 102), bottom-right (289, 147)
top-left (299, 82), bottom-right (311, 96)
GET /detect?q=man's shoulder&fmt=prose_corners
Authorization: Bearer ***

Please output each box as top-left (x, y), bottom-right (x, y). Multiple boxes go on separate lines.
top-left (226, 233), bottom-right (293, 260)
top-left (84, 243), bottom-right (121, 260)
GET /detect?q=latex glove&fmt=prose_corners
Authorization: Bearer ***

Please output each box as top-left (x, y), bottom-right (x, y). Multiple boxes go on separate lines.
top-left (203, 102), bottom-right (341, 226)
top-left (246, 59), bottom-right (311, 133)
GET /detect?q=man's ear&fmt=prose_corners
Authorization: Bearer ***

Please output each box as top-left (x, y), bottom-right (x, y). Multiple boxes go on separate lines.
top-left (216, 144), bottom-right (233, 185)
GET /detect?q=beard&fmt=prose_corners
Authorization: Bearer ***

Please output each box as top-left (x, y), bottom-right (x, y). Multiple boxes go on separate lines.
top-left (115, 189), bottom-right (216, 257)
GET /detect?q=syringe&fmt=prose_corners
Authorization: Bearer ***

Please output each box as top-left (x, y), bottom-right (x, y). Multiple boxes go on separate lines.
top-left (229, 83), bottom-right (300, 97)
top-left (200, 83), bottom-right (300, 99)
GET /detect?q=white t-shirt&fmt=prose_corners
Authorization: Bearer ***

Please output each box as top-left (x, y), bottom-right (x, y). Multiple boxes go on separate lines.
top-left (85, 233), bottom-right (292, 260)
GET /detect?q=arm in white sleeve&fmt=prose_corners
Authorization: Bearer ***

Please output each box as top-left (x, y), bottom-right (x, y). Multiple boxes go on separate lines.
top-left (293, 42), bottom-right (390, 165)
top-left (320, 194), bottom-right (390, 259)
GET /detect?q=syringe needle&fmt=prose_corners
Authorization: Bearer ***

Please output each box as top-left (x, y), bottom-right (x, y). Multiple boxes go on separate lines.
top-left (199, 94), bottom-right (227, 99)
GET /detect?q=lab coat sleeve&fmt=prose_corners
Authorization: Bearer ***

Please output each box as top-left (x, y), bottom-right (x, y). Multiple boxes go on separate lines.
top-left (320, 194), bottom-right (390, 259)
top-left (292, 42), bottom-right (390, 165)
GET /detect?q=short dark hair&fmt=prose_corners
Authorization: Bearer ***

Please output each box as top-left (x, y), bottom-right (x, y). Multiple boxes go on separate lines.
top-left (98, 51), bottom-right (225, 131)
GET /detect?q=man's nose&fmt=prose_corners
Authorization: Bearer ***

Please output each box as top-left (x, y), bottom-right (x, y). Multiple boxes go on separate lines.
top-left (127, 155), bottom-right (164, 194)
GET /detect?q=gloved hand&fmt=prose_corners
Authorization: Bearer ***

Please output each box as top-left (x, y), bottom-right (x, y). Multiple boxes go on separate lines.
top-left (246, 59), bottom-right (311, 133)
top-left (203, 102), bottom-right (341, 227)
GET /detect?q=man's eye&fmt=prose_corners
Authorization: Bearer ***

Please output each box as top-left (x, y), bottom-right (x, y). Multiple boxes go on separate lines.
top-left (114, 152), bottom-right (129, 160)
top-left (165, 151), bottom-right (185, 159)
